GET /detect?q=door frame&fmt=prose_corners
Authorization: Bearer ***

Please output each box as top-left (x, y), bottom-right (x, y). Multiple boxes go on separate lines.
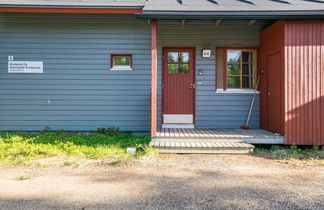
top-left (161, 46), bottom-right (196, 125)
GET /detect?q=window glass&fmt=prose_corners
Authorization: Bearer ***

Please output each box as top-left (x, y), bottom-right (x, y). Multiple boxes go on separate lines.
top-left (111, 54), bottom-right (132, 70)
top-left (242, 52), bottom-right (253, 63)
top-left (242, 63), bottom-right (253, 75)
top-left (228, 76), bottom-right (240, 88)
top-left (167, 51), bottom-right (190, 74)
top-left (180, 52), bottom-right (189, 63)
top-left (226, 50), bottom-right (255, 89)
top-left (227, 63), bottom-right (240, 75)
top-left (242, 76), bottom-right (253, 88)
top-left (168, 52), bottom-right (178, 63)
top-left (179, 64), bottom-right (189, 74)
top-left (113, 56), bottom-right (130, 66)
top-left (227, 50), bottom-right (241, 62)
top-left (168, 64), bottom-right (178, 74)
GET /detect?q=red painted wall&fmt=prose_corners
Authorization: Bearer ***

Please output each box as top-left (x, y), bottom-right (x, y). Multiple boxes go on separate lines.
top-left (284, 20), bottom-right (324, 145)
top-left (259, 20), bottom-right (324, 145)
top-left (258, 21), bottom-right (285, 136)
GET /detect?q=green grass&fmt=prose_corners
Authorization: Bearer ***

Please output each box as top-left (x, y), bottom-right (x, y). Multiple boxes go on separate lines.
top-left (0, 130), bottom-right (154, 165)
top-left (254, 144), bottom-right (324, 160)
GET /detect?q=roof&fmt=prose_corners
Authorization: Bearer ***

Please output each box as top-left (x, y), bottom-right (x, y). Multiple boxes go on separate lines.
top-left (1, 0), bottom-right (324, 18)
top-left (140, 0), bottom-right (324, 19)
top-left (143, 0), bottom-right (324, 12)
top-left (0, 0), bottom-right (147, 8)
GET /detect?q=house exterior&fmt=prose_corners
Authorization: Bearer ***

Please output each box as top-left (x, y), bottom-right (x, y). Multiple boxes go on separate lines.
top-left (0, 0), bottom-right (323, 145)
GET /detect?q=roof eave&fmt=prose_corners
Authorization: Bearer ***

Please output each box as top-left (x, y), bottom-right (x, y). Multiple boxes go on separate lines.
top-left (0, 6), bottom-right (143, 14)
top-left (0, 4), bottom-right (144, 9)
top-left (136, 11), bottom-right (324, 20)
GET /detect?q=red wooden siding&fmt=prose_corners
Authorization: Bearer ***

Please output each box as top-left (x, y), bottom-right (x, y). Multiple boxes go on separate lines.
top-left (258, 21), bottom-right (285, 135)
top-left (284, 20), bottom-right (324, 145)
top-left (259, 20), bottom-right (324, 145)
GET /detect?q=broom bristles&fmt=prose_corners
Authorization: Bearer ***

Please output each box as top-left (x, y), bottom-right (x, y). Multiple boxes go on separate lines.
top-left (240, 125), bottom-right (251, 130)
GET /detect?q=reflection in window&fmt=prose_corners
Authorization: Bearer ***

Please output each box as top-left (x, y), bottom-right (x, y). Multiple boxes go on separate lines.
top-left (226, 50), bottom-right (255, 88)
top-left (167, 51), bottom-right (190, 74)
top-left (111, 54), bottom-right (132, 70)
top-left (168, 52), bottom-right (178, 63)
top-left (179, 64), bottom-right (189, 74)
top-left (168, 64), bottom-right (178, 74)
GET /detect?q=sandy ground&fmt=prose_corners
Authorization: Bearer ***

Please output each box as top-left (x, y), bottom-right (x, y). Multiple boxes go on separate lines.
top-left (0, 154), bottom-right (323, 210)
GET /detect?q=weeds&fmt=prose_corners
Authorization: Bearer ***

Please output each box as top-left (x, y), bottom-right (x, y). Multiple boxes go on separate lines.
top-left (255, 144), bottom-right (323, 160)
top-left (0, 129), bottom-right (153, 165)
top-left (63, 160), bottom-right (80, 167)
top-left (17, 175), bottom-right (30, 180)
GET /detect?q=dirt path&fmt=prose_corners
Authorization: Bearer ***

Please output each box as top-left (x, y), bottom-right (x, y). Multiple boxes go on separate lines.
top-left (0, 154), bottom-right (323, 210)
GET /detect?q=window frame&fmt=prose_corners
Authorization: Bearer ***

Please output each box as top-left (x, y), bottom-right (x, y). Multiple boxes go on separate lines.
top-left (216, 47), bottom-right (257, 90)
top-left (110, 54), bottom-right (133, 70)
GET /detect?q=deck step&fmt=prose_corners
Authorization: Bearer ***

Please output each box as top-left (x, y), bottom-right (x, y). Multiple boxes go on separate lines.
top-left (150, 141), bottom-right (254, 154)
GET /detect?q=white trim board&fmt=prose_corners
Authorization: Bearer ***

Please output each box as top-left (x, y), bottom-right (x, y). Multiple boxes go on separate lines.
top-left (215, 89), bottom-right (260, 94)
top-left (162, 124), bottom-right (195, 129)
top-left (163, 114), bottom-right (193, 124)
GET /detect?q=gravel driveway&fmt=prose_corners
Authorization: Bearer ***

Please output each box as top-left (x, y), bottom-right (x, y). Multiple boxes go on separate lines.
top-left (0, 154), bottom-right (323, 210)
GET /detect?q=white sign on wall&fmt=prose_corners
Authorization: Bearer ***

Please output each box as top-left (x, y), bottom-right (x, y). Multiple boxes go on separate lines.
top-left (8, 61), bottom-right (43, 73)
top-left (202, 49), bottom-right (212, 58)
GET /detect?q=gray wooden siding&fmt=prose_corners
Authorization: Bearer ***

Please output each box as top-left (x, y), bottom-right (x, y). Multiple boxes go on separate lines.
top-left (0, 13), bottom-right (151, 131)
top-left (157, 20), bottom-right (270, 128)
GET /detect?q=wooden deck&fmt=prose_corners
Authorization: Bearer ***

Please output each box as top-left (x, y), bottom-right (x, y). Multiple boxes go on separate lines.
top-left (153, 128), bottom-right (284, 144)
top-left (150, 128), bottom-right (285, 154)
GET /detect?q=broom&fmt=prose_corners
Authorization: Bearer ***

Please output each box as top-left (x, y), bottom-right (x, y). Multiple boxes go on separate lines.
top-left (240, 75), bottom-right (261, 130)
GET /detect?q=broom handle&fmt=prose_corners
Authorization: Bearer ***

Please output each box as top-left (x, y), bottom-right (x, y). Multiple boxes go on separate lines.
top-left (246, 76), bottom-right (261, 126)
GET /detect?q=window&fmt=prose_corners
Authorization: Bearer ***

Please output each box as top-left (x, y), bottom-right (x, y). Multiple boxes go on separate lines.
top-left (167, 51), bottom-right (190, 74)
top-left (110, 54), bottom-right (132, 70)
top-left (216, 48), bottom-right (256, 90)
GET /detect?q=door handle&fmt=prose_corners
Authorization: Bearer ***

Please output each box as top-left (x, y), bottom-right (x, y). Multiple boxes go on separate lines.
top-left (188, 83), bottom-right (196, 89)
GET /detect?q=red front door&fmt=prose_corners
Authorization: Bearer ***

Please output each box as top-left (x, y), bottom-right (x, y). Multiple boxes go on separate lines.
top-left (162, 47), bottom-right (195, 123)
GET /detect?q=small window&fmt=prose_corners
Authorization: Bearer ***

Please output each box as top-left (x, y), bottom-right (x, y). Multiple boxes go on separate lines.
top-left (167, 51), bottom-right (190, 74)
top-left (110, 54), bottom-right (132, 70)
top-left (216, 48), bottom-right (256, 90)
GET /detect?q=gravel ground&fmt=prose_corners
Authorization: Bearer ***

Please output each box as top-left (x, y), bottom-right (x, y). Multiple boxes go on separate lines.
top-left (0, 154), bottom-right (323, 210)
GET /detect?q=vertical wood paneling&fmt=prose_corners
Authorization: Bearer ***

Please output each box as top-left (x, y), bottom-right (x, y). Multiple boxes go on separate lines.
top-left (258, 20), bottom-right (285, 135)
top-left (285, 20), bottom-right (324, 145)
top-left (261, 20), bottom-right (324, 145)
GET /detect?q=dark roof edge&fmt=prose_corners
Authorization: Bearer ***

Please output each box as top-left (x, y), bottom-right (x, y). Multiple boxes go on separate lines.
top-left (0, 4), bottom-right (144, 9)
top-left (136, 10), bottom-right (324, 19)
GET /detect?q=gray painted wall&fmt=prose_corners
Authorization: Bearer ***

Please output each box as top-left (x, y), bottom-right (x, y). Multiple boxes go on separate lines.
top-left (0, 14), bottom-right (268, 131)
top-left (0, 13), bottom-right (151, 131)
top-left (157, 20), bottom-right (270, 128)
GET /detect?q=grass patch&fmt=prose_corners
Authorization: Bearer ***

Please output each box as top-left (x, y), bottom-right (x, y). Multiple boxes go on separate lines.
top-left (254, 144), bottom-right (324, 160)
top-left (63, 160), bottom-right (80, 167)
top-left (0, 130), bottom-right (153, 166)
top-left (17, 175), bottom-right (30, 180)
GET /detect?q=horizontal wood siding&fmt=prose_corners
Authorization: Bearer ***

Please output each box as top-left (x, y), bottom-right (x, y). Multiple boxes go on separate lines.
top-left (284, 20), bottom-right (324, 145)
top-left (0, 13), bottom-right (151, 131)
top-left (157, 20), bottom-right (270, 128)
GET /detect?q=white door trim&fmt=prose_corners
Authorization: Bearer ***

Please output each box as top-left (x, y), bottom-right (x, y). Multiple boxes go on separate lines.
top-left (163, 114), bottom-right (193, 124)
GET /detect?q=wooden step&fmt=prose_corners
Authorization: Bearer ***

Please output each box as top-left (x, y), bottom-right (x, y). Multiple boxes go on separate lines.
top-left (150, 141), bottom-right (254, 154)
